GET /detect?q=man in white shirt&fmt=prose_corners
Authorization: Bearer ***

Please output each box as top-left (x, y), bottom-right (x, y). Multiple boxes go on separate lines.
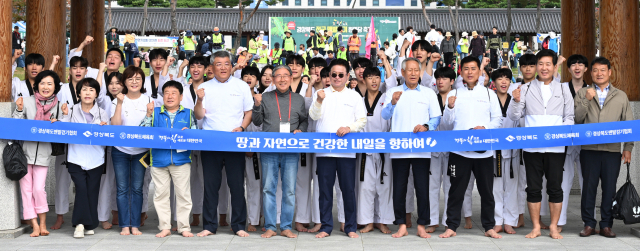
top-left (382, 58), bottom-right (441, 239)
top-left (425, 25), bottom-right (439, 47)
top-left (309, 59), bottom-right (367, 239)
top-left (194, 51), bottom-right (254, 238)
top-left (439, 56), bottom-right (503, 239)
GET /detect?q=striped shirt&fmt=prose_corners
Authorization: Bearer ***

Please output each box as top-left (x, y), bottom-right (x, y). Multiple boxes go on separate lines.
top-left (595, 84), bottom-right (610, 109)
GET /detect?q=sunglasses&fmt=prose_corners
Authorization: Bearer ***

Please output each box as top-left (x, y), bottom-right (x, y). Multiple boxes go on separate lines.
top-left (331, 73), bottom-right (345, 78)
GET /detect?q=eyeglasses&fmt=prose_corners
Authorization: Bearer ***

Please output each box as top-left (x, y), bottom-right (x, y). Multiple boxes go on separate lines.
top-left (126, 78), bottom-right (142, 83)
top-left (331, 73), bottom-right (345, 79)
top-left (214, 63), bottom-right (231, 68)
top-left (274, 74), bottom-right (291, 80)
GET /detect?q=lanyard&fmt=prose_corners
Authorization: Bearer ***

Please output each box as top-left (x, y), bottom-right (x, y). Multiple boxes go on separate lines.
top-left (275, 92), bottom-right (291, 122)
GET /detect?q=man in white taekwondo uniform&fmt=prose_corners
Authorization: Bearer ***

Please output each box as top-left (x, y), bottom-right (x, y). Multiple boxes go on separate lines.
top-left (355, 66), bottom-right (394, 234)
top-left (439, 56), bottom-right (503, 239)
top-left (382, 57), bottom-right (441, 239)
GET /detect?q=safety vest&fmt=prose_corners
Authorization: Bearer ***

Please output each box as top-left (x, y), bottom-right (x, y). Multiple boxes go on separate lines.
top-left (211, 34), bottom-right (222, 44)
top-left (334, 32), bottom-right (342, 49)
top-left (316, 35), bottom-right (325, 49)
top-left (325, 36), bottom-right (334, 52)
top-left (390, 39), bottom-right (397, 51)
top-left (512, 41), bottom-right (522, 54)
top-left (283, 37), bottom-right (295, 51)
top-left (258, 48), bottom-right (269, 64)
top-left (337, 49), bottom-right (348, 61)
top-left (461, 38), bottom-right (469, 53)
top-left (271, 49), bottom-right (282, 64)
top-left (348, 36), bottom-right (360, 52)
top-left (248, 39), bottom-right (258, 54)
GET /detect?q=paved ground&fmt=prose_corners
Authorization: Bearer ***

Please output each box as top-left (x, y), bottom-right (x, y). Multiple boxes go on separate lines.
top-left (3, 187), bottom-right (640, 250)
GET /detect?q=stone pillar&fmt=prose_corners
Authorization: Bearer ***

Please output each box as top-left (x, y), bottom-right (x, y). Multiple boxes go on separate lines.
top-left (26, 0), bottom-right (67, 80)
top-left (70, 0), bottom-right (105, 68)
top-left (0, 0), bottom-right (21, 231)
top-left (600, 0), bottom-right (640, 101)
top-left (561, 0), bottom-right (596, 84)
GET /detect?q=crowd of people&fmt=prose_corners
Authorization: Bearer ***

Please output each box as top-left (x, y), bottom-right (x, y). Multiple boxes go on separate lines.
top-left (7, 19), bottom-right (634, 243)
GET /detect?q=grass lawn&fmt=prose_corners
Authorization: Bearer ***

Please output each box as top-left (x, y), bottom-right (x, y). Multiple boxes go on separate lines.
top-left (13, 66), bottom-right (152, 81)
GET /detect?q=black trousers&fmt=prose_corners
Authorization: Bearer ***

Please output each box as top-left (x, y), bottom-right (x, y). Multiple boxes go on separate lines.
top-left (490, 48), bottom-right (499, 69)
top-left (392, 158), bottom-right (430, 226)
top-left (444, 52), bottom-right (454, 67)
top-left (580, 150), bottom-right (622, 229)
top-left (316, 157), bottom-right (357, 234)
top-left (201, 151), bottom-right (247, 233)
top-left (523, 152), bottom-right (565, 203)
top-left (68, 162), bottom-right (104, 230)
top-left (445, 153), bottom-right (495, 232)
top-left (349, 53), bottom-right (359, 63)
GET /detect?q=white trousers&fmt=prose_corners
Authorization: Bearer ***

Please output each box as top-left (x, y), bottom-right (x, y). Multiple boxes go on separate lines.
top-left (54, 154), bottom-right (72, 215)
top-left (515, 153), bottom-right (527, 215)
top-left (540, 151), bottom-right (582, 226)
top-left (190, 151), bottom-right (204, 215)
top-left (493, 157), bottom-right (520, 226)
top-left (98, 147), bottom-right (118, 221)
top-left (295, 153), bottom-right (314, 223)
top-left (142, 166), bottom-right (151, 213)
top-left (245, 154), bottom-right (262, 226)
top-left (429, 154), bottom-right (448, 226)
top-left (218, 168), bottom-right (231, 216)
top-left (356, 153), bottom-right (394, 225)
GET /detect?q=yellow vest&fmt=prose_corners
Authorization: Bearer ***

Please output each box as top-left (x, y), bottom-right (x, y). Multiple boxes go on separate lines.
top-left (258, 48), bottom-right (269, 64)
top-left (211, 34), bottom-right (222, 44)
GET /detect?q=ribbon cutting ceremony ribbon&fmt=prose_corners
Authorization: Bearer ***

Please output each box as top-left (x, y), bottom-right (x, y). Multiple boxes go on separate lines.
top-left (0, 117), bottom-right (636, 153)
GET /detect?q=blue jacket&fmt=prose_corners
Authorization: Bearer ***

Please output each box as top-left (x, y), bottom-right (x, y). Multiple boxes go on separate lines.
top-left (150, 106), bottom-right (195, 168)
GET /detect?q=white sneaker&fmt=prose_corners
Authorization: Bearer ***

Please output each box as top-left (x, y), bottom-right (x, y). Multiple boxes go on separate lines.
top-left (74, 224), bottom-right (85, 238)
top-left (85, 230), bottom-right (94, 235)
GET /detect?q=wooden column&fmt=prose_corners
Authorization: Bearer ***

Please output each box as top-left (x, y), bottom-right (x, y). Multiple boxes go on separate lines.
top-left (26, 0), bottom-right (66, 80)
top-left (0, 0), bottom-right (12, 102)
top-left (600, 0), bottom-right (640, 101)
top-left (70, 0), bottom-right (105, 68)
top-left (561, 0), bottom-right (595, 84)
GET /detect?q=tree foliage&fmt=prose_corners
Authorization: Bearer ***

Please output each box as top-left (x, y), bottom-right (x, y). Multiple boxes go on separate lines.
top-left (12, 0), bottom-right (26, 23)
top-left (444, 0), bottom-right (560, 8)
top-left (117, 0), bottom-right (217, 7)
top-left (117, 0), bottom-right (169, 7)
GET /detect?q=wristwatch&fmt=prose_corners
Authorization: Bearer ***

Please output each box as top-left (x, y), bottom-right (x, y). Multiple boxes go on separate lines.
top-left (240, 126), bottom-right (246, 132)
top-left (422, 124), bottom-right (429, 131)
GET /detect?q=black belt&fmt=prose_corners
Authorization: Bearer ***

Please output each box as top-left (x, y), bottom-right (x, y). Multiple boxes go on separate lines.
top-left (359, 153), bottom-right (386, 184)
top-left (301, 153), bottom-right (306, 167)
top-left (251, 153), bottom-right (260, 180)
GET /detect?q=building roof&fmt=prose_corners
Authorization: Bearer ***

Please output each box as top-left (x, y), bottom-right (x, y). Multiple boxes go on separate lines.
top-left (106, 7), bottom-right (561, 34)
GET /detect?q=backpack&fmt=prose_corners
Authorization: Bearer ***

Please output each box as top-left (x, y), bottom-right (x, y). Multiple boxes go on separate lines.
top-left (612, 163), bottom-right (640, 225)
top-left (124, 42), bottom-right (130, 51)
top-left (201, 42), bottom-right (210, 54)
top-left (3, 141), bottom-right (28, 181)
top-left (129, 42), bottom-right (138, 53)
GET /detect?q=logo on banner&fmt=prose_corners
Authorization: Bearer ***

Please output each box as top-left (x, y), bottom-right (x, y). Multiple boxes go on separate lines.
top-left (120, 132), bottom-right (126, 139)
top-left (506, 135), bottom-right (515, 142)
top-left (544, 133), bottom-right (551, 140)
top-left (586, 131), bottom-right (592, 137)
top-left (83, 131), bottom-right (92, 137)
top-left (380, 19), bottom-right (397, 24)
top-left (31, 127), bottom-right (37, 134)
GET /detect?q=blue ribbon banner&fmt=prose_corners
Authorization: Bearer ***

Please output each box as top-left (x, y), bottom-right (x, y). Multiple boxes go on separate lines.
top-left (0, 118), bottom-right (636, 153)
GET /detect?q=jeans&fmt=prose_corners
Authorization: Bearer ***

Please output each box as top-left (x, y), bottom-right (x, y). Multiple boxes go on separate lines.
top-left (260, 153), bottom-right (299, 231)
top-left (514, 53), bottom-right (521, 69)
top-left (392, 56), bottom-right (398, 68)
top-left (460, 52), bottom-right (468, 60)
top-left (185, 50), bottom-right (195, 60)
top-left (111, 148), bottom-right (147, 228)
top-left (124, 51), bottom-right (133, 67)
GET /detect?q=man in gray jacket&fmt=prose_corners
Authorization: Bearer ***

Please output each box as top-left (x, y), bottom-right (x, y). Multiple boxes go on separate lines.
top-left (252, 64), bottom-right (308, 239)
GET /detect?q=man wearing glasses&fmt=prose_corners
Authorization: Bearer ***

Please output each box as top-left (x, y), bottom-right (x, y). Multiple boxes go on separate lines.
top-left (194, 51), bottom-right (254, 238)
top-left (252, 65), bottom-right (308, 238)
top-left (309, 59), bottom-right (367, 239)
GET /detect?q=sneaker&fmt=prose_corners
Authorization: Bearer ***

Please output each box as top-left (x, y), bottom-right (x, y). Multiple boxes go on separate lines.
top-left (74, 224), bottom-right (85, 238)
top-left (85, 230), bottom-right (94, 235)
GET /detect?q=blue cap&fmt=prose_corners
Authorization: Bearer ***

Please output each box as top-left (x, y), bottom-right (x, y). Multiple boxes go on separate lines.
top-left (186, 30), bottom-right (193, 36)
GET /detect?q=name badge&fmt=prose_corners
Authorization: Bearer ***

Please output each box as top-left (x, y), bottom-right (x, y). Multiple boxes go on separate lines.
top-left (280, 122), bottom-right (290, 133)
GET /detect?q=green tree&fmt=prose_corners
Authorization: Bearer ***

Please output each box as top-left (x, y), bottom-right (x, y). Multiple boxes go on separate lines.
top-left (176, 0), bottom-right (216, 7)
top-left (216, 0), bottom-right (284, 50)
top-left (12, 0), bottom-right (26, 22)
top-left (117, 0), bottom-right (169, 7)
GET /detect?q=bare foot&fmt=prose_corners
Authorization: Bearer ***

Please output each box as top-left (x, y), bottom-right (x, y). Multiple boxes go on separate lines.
top-left (140, 213), bottom-right (148, 227)
top-left (120, 227), bottom-right (131, 236)
top-left (340, 223), bottom-right (345, 232)
top-left (405, 213), bottom-right (412, 228)
top-left (281, 229), bottom-right (297, 238)
top-left (236, 230), bottom-right (249, 237)
top-left (525, 228), bottom-right (541, 239)
top-left (375, 223), bottom-right (391, 234)
top-left (295, 222), bottom-right (308, 232)
top-left (464, 217), bottom-right (473, 229)
top-left (360, 223), bottom-right (374, 233)
top-left (50, 215), bottom-right (64, 230)
top-left (426, 225), bottom-right (438, 233)
top-left (417, 225), bottom-right (431, 238)
top-left (308, 223), bottom-right (321, 233)
top-left (557, 226), bottom-right (563, 233)
top-left (549, 225), bottom-right (563, 239)
top-left (515, 214), bottom-right (524, 228)
top-left (504, 225), bottom-right (516, 234)
top-left (539, 217), bottom-right (549, 229)
top-left (485, 229), bottom-right (502, 239)
top-left (156, 229), bottom-right (171, 238)
top-left (197, 230), bottom-right (215, 237)
top-left (261, 227), bottom-right (266, 232)
top-left (190, 214), bottom-right (200, 226)
top-left (182, 231), bottom-right (194, 237)
top-left (392, 224), bottom-right (409, 238)
top-left (101, 221), bottom-right (112, 230)
top-left (112, 211), bottom-right (119, 226)
top-left (347, 232), bottom-right (359, 238)
top-left (39, 224), bottom-right (49, 236)
top-left (248, 225), bottom-right (258, 232)
top-left (219, 214), bottom-right (229, 226)
top-left (261, 229), bottom-right (277, 238)
top-left (315, 231), bottom-right (330, 238)
top-left (493, 225), bottom-right (503, 233)
top-left (30, 223), bottom-right (40, 237)
top-left (132, 227), bottom-right (142, 235)
top-left (439, 229), bottom-right (457, 238)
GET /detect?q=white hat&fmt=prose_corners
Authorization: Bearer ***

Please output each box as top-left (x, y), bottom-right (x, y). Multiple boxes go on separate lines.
top-left (462, 32), bottom-right (468, 36)
top-left (262, 41), bottom-right (268, 46)
top-left (259, 30), bottom-right (265, 34)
